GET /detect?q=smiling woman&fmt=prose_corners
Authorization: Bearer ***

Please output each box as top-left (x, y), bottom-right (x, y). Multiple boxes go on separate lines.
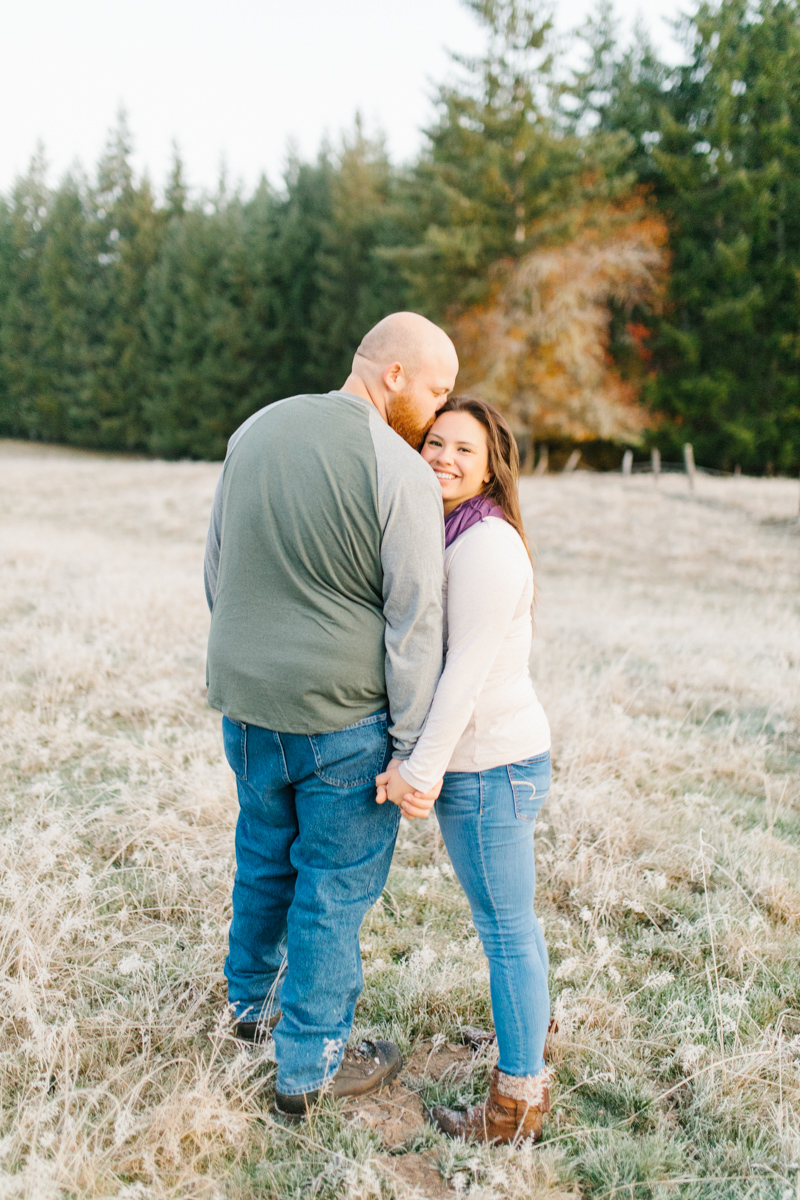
top-left (421, 410), bottom-right (492, 515)
top-left (376, 393), bottom-right (553, 1145)
top-left (420, 395), bottom-right (531, 558)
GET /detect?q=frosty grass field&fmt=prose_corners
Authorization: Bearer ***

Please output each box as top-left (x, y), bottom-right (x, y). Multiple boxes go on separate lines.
top-left (1, 440), bottom-right (799, 1200)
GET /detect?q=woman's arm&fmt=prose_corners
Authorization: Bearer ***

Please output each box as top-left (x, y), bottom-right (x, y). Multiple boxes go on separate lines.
top-left (396, 521), bottom-right (529, 795)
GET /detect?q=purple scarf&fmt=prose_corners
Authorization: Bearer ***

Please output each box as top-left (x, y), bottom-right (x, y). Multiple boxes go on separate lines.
top-left (444, 494), bottom-right (506, 548)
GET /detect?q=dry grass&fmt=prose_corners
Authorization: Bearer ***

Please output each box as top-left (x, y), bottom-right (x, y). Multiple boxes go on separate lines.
top-left (1, 440), bottom-right (798, 1199)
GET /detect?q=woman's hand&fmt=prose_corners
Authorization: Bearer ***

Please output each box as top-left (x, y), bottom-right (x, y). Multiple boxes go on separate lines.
top-left (376, 761), bottom-right (442, 820)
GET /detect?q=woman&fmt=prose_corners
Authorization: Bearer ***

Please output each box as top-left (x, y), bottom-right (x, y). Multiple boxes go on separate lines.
top-left (376, 395), bottom-right (552, 1146)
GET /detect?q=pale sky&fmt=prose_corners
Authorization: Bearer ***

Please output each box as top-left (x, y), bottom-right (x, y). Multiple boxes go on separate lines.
top-left (0, 0), bottom-right (685, 199)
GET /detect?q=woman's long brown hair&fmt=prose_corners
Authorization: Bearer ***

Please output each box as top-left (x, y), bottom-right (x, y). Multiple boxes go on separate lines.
top-left (423, 394), bottom-right (532, 563)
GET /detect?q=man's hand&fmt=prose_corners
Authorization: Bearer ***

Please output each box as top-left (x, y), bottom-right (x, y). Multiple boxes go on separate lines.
top-left (376, 760), bottom-right (442, 820)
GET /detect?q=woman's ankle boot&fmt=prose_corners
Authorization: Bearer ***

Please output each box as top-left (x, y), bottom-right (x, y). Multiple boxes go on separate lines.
top-left (430, 1066), bottom-right (551, 1145)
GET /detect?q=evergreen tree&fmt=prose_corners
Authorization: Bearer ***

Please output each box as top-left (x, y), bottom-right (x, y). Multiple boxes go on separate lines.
top-left (0, 150), bottom-right (61, 441)
top-left (80, 113), bottom-right (164, 450)
top-left (0, 196), bottom-right (12, 434)
top-left (310, 121), bottom-right (411, 385)
top-left (588, 0), bottom-right (800, 471)
top-left (401, 0), bottom-right (632, 317)
top-left (165, 144), bottom-right (189, 218)
top-left (37, 171), bottom-right (103, 445)
top-left (144, 197), bottom-right (253, 459)
top-left (259, 153), bottom-right (335, 398)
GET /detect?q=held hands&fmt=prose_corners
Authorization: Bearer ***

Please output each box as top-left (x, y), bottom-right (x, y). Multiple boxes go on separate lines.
top-left (375, 758), bottom-right (442, 821)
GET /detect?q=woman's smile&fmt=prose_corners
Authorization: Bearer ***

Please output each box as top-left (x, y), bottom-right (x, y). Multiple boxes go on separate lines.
top-left (422, 410), bottom-right (492, 515)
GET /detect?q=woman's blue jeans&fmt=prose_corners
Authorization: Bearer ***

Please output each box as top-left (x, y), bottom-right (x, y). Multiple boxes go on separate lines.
top-left (435, 752), bottom-right (551, 1077)
top-left (221, 710), bottom-right (398, 1096)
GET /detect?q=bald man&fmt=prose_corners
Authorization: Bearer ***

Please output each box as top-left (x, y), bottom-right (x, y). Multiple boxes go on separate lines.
top-left (204, 312), bottom-right (458, 1117)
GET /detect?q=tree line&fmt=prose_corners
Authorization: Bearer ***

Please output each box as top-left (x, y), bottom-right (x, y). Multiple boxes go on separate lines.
top-left (1, 0), bottom-right (798, 472)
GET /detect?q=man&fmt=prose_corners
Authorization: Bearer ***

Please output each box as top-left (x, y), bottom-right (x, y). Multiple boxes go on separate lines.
top-left (204, 312), bottom-right (458, 1117)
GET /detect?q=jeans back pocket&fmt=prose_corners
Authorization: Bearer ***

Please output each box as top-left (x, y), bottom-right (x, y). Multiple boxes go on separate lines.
top-left (507, 751), bottom-right (551, 822)
top-left (309, 711), bottom-right (390, 788)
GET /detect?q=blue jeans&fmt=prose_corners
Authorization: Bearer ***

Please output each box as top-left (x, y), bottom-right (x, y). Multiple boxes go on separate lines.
top-left (221, 710), bottom-right (397, 1095)
top-left (435, 752), bottom-right (551, 1077)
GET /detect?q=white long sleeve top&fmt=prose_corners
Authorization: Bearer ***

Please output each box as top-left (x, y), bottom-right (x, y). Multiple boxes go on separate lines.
top-left (398, 516), bottom-right (550, 794)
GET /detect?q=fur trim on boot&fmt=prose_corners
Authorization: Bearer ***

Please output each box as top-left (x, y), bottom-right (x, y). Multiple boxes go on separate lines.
top-left (430, 1066), bottom-right (551, 1145)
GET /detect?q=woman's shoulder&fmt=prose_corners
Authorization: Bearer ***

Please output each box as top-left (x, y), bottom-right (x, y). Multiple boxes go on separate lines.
top-left (445, 515), bottom-right (531, 574)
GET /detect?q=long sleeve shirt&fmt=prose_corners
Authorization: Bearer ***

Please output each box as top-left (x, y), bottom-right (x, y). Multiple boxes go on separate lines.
top-left (398, 517), bottom-right (550, 792)
top-left (204, 391), bottom-right (444, 756)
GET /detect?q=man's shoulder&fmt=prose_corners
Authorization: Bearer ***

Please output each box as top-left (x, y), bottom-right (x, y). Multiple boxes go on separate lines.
top-left (367, 410), bottom-right (440, 490)
top-left (227, 392), bottom-right (370, 457)
top-left (225, 395), bottom-right (303, 457)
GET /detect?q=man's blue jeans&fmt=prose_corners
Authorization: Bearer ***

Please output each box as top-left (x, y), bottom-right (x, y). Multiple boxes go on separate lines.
top-left (435, 752), bottom-right (551, 1078)
top-left (221, 710), bottom-right (398, 1095)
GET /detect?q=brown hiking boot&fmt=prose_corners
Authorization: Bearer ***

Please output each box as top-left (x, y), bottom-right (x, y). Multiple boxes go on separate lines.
top-left (274, 1039), bottom-right (403, 1118)
top-left (234, 1010), bottom-right (281, 1044)
top-left (430, 1066), bottom-right (551, 1146)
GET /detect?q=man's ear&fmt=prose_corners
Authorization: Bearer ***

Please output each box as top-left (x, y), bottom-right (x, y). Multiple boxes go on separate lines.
top-left (383, 361), bottom-right (405, 393)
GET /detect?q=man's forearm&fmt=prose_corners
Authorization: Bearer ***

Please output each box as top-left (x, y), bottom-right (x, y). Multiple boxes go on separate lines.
top-left (384, 598), bottom-right (443, 756)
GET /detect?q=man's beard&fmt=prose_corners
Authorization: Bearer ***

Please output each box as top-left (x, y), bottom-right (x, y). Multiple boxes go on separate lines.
top-left (387, 393), bottom-right (435, 448)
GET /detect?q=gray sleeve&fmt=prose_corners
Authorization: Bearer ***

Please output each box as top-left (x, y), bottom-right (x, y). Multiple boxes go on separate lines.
top-left (203, 403), bottom-right (273, 612)
top-left (369, 413), bottom-right (445, 759)
top-left (204, 468), bottom-right (224, 612)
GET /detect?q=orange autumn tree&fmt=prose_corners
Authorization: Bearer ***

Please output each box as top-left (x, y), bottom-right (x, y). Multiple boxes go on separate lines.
top-left (451, 198), bottom-right (669, 462)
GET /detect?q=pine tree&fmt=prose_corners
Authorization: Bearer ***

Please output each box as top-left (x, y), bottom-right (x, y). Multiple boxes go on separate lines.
top-left (165, 144), bottom-right (189, 218)
top-left (401, 0), bottom-right (632, 317)
top-left (261, 152), bottom-right (335, 399)
top-left (0, 149), bottom-right (61, 441)
top-left (144, 194), bottom-right (253, 459)
top-left (0, 196), bottom-right (12, 434)
top-left (588, 0), bottom-right (800, 471)
top-left (37, 171), bottom-right (103, 446)
top-left (79, 112), bottom-right (165, 450)
top-left (310, 120), bottom-right (411, 385)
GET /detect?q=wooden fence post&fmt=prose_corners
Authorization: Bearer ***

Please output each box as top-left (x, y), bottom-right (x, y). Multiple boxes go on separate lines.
top-left (684, 443), bottom-right (696, 491)
top-left (622, 449), bottom-right (633, 477)
top-left (521, 430), bottom-right (535, 475)
top-left (651, 448), bottom-right (661, 484)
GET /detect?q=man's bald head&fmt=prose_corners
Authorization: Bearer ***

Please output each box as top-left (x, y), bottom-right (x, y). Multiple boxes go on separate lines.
top-left (346, 312), bottom-right (459, 446)
top-left (354, 312), bottom-right (458, 380)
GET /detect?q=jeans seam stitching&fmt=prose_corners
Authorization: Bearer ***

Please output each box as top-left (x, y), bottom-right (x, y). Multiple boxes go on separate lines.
top-left (310, 740), bottom-right (387, 788)
top-left (477, 770), bottom-right (524, 1073)
top-left (313, 773), bottom-right (380, 788)
top-left (507, 764), bottom-right (517, 818)
top-left (308, 736), bottom-right (323, 772)
top-left (363, 803), bottom-right (401, 899)
top-left (272, 732), bottom-right (291, 784)
top-left (349, 712), bottom-right (387, 729)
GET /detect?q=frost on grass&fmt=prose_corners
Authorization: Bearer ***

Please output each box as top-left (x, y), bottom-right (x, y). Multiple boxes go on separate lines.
top-left (0, 444), bottom-right (798, 1198)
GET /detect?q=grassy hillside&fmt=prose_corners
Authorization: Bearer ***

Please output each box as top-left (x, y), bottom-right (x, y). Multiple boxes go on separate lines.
top-left (1, 442), bottom-right (798, 1199)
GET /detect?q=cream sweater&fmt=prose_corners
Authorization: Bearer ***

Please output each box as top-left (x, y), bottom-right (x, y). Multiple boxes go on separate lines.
top-left (398, 517), bottom-right (550, 794)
